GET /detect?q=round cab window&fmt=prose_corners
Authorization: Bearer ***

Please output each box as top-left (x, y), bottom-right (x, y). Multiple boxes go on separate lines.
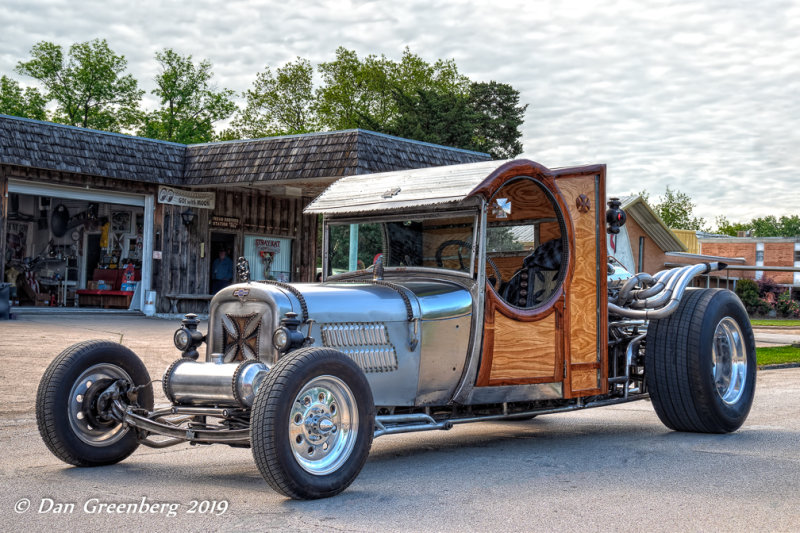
top-left (486, 178), bottom-right (567, 308)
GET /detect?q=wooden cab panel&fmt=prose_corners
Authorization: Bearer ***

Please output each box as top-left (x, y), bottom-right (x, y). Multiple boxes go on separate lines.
top-left (477, 288), bottom-right (564, 386)
top-left (555, 170), bottom-right (607, 397)
top-left (474, 162), bottom-right (607, 398)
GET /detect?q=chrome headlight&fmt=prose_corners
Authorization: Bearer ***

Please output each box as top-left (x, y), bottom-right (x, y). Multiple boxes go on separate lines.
top-left (174, 328), bottom-right (191, 351)
top-left (174, 313), bottom-right (206, 360)
top-left (272, 327), bottom-right (289, 351)
top-left (272, 312), bottom-right (307, 354)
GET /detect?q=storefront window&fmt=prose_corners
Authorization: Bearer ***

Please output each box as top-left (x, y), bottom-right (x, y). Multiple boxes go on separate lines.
top-left (243, 235), bottom-right (293, 282)
top-left (4, 192), bottom-right (144, 307)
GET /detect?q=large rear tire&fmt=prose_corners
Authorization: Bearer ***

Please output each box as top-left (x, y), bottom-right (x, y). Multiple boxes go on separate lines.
top-left (645, 289), bottom-right (756, 433)
top-left (36, 340), bottom-right (154, 466)
top-left (250, 347), bottom-right (375, 499)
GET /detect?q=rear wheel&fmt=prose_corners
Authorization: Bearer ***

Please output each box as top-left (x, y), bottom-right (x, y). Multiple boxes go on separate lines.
top-left (645, 289), bottom-right (756, 433)
top-left (36, 341), bottom-right (153, 466)
top-left (251, 347), bottom-right (375, 499)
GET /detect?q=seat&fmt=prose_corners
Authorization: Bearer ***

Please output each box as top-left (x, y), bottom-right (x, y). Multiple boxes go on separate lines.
top-left (500, 239), bottom-right (563, 307)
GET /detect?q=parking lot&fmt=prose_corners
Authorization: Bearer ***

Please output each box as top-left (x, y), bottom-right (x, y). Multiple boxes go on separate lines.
top-left (1, 314), bottom-right (799, 532)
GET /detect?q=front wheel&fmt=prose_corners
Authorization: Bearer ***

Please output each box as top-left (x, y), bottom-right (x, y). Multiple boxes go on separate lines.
top-left (250, 347), bottom-right (375, 499)
top-left (36, 340), bottom-right (154, 466)
top-left (645, 289), bottom-right (756, 433)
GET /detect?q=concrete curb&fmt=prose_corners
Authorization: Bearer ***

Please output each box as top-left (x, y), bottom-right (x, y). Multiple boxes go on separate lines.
top-left (759, 362), bottom-right (800, 370)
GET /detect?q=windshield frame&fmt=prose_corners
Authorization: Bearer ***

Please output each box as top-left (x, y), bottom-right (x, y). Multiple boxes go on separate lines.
top-left (322, 209), bottom-right (480, 281)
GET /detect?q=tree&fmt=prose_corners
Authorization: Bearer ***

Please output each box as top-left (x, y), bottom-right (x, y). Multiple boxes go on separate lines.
top-left (233, 58), bottom-right (318, 138)
top-left (639, 186), bottom-right (706, 230)
top-left (139, 49), bottom-right (236, 144)
top-left (15, 39), bottom-right (142, 131)
top-left (315, 47), bottom-right (386, 130)
top-left (364, 87), bottom-right (479, 150)
top-left (229, 47), bottom-right (526, 154)
top-left (315, 47), bottom-right (472, 131)
top-left (751, 215), bottom-right (800, 237)
top-left (0, 75), bottom-right (47, 120)
top-left (714, 214), bottom-right (800, 237)
top-left (715, 215), bottom-right (751, 237)
top-left (468, 81), bottom-right (527, 159)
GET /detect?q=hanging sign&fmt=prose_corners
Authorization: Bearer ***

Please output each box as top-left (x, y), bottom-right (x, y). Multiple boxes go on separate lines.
top-left (210, 215), bottom-right (241, 230)
top-left (158, 186), bottom-right (215, 209)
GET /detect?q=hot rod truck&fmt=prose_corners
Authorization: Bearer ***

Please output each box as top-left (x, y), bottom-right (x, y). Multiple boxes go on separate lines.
top-left (36, 159), bottom-right (755, 499)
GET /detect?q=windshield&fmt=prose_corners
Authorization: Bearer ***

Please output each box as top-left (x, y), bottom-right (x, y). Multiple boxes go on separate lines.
top-left (326, 213), bottom-right (476, 276)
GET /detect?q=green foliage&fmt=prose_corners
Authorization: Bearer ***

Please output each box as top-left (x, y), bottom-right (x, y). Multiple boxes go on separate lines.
top-left (776, 290), bottom-right (800, 318)
top-left (714, 215), bottom-right (751, 237)
top-left (0, 75), bottom-right (47, 120)
top-left (139, 49), bottom-right (235, 144)
top-left (368, 87), bottom-right (478, 150)
top-left (15, 39), bottom-right (142, 131)
top-left (469, 81), bottom-right (527, 159)
top-left (233, 57), bottom-right (318, 138)
top-left (651, 186), bottom-right (706, 230)
top-left (735, 278), bottom-right (770, 315)
top-left (314, 47), bottom-right (471, 132)
top-left (8, 42), bottom-right (526, 153)
top-left (714, 214), bottom-right (800, 237)
top-left (328, 223), bottom-right (384, 272)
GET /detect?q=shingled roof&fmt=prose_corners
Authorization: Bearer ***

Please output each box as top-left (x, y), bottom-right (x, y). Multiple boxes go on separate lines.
top-left (183, 130), bottom-right (489, 186)
top-left (0, 115), bottom-right (490, 188)
top-left (0, 114), bottom-right (185, 184)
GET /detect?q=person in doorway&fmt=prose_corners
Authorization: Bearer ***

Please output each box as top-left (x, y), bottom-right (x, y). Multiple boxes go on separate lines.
top-left (211, 249), bottom-right (234, 293)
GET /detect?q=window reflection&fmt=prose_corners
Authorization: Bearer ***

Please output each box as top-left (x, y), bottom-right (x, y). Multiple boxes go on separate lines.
top-left (327, 215), bottom-right (475, 275)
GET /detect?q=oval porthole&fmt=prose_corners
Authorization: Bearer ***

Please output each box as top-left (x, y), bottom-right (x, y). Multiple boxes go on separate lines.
top-left (486, 177), bottom-right (568, 309)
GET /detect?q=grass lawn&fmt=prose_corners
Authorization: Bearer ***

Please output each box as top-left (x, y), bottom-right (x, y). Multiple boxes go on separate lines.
top-left (757, 346), bottom-right (800, 366)
top-left (750, 319), bottom-right (800, 327)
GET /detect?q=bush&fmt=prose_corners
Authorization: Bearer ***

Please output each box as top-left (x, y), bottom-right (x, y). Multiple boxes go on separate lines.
top-left (757, 276), bottom-right (782, 298)
top-left (736, 279), bottom-right (771, 316)
top-left (776, 290), bottom-right (800, 318)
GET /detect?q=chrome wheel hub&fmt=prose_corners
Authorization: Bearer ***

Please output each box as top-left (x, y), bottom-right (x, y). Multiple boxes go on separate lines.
top-left (289, 375), bottom-right (358, 476)
top-left (712, 316), bottom-right (748, 405)
top-left (68, 363), bottom-right (132, 446)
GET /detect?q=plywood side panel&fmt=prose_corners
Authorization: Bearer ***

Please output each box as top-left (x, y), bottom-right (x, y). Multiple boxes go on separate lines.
top-left (557, 176), bottom-right (598, 365)
top-left (540, 221), bottom-right (561, 243)
top-left (489, 311), bottom-right (557, 381)
top-left (571, 367), bottom-right (598, 391)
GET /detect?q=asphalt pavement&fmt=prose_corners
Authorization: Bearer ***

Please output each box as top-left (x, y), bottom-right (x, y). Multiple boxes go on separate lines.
top-left (1, 314), bottom-right (799, 532)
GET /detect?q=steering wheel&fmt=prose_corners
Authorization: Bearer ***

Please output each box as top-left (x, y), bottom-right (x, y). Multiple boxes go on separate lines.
top-left (434, 240), bottom-right (503, 289)
top-left (435, 240), bottom-right (471, 271)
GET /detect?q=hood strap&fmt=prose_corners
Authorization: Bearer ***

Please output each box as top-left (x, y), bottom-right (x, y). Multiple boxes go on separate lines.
top-left (256, 280), bottom-right (309, 321)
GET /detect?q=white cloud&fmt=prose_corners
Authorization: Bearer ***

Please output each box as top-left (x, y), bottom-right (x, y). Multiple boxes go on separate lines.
top-left (1, 0), bottom-right (798, 223)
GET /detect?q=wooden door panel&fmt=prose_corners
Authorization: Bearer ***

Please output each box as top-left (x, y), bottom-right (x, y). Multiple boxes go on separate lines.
top-left (489, 308), bottom-right (559, 382)
top-left (555, 171), bottom-right (607, 397)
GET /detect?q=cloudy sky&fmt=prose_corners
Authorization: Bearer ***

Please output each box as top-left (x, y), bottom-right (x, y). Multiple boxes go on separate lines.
top-left (2, 0), bottom-right (798, 224)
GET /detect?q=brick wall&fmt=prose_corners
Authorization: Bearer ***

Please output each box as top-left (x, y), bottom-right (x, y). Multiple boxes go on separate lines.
top-left (764, 242), bottom-right (794, 284)
top-left (700, 242), bottom-right (756, 280)
top-left (624, 216), bottom-right (666, 273)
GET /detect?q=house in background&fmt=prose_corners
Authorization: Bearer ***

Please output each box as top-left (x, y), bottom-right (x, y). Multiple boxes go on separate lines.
top-left (607, 195), bottom-right (687, 273)
top-left (1, 114), bottom-right (489, 314)
top-left (607, 195), bottom-right (751, 288)
top-left (698, 234), bottom-right (800, 288)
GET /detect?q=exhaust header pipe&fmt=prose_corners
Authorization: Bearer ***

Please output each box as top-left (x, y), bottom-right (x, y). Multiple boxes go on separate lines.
top-left (609, 262), bottom-right (726, 320)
